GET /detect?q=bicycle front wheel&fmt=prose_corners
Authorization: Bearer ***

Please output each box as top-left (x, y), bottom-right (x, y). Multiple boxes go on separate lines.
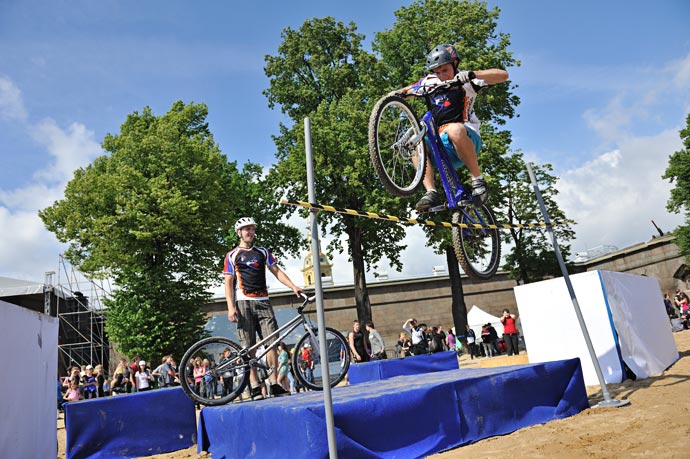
top-left (368, 95), bottom-right (426, 197)
top-left (179, 337), bottom-right (249, 406)
top-left (292, 327), bottom-right (351, 391)
top-left (452, 205), bottom-right (501, 280)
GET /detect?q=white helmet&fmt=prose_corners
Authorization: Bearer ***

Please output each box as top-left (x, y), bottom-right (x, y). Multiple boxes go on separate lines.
top-left (235, 217), bottom-right (257, 231)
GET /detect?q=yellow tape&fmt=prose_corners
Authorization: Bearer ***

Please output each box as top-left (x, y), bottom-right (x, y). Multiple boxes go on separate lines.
top-left (280, 199), bottom-right (566, 230)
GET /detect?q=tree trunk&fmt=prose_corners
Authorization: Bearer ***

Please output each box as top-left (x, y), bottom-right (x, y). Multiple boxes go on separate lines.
top-left (446, 246), bottom-right (468, 339)
top-left (349, 225), bottom-right (372, 324)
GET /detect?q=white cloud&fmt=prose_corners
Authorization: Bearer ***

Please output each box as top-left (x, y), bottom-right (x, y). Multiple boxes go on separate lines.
top-left (31, 119), bottom-right (103, 184)
top-left (0, 79), bottom-right (103, 281)
top-left (0, 76), bottom-right (28, 122)
top-left (557, 128), bottom-right (684, 255)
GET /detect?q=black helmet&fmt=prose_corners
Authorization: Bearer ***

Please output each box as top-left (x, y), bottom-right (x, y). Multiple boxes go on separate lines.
top-left (425, 44), bottom-right (460, 71)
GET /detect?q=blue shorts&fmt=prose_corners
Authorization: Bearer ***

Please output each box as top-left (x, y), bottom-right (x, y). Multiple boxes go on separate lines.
top-left (429, 125), bottom-right (482, 169)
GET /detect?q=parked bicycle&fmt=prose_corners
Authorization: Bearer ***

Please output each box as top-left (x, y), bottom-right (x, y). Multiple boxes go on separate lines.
top-left (179, 293), bottom-right (351, 406)
top-left (368, 80), bottom-right (501, 280)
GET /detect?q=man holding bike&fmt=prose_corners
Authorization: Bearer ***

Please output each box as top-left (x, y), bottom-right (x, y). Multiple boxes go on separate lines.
top-left (395, 43), bottom-right (508, 211)
top-left (223, 217), bottom-right (304, 400)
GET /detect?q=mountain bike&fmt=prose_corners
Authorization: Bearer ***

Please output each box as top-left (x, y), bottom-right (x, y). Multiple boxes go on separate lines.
top-left (179, 293), bottom-right (350, 406)
top-left (368, 81), bottom-right (501, 280)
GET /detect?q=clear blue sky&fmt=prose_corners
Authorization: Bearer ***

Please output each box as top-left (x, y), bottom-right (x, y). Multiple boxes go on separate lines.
top-left (1, 0), bottom-right (689, 288)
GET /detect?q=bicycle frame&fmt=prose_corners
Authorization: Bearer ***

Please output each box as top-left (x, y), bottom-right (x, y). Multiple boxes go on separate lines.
top-left (218, 300), bottom-right (319, 372)
top-left (420, 111), bottom-right (471, 211)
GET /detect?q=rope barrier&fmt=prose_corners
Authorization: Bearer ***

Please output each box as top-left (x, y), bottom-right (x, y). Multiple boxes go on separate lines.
top-left (280, 199), bottom-right (566, 230)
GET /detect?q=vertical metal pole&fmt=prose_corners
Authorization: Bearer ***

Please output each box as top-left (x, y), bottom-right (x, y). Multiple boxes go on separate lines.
top-left (305, 118), bottom-right (339, 457)
top-left (526, 162), bottom-right (629, 408)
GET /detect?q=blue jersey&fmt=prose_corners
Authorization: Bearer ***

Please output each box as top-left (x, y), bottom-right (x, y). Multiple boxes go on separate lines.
top-left (223, 246), bottom-right (276, 300)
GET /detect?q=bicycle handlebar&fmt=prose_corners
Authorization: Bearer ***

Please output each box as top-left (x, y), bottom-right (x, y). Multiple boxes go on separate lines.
top-left (299, 292), bottom-right (316, 305)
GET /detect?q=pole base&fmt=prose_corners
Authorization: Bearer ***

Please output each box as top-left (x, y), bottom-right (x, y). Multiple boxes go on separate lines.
top-left (593, 398), bottom-right (631, 409)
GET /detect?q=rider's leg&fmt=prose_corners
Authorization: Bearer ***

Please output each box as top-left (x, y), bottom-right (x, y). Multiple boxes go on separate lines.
top-left (440, 123), bottom-right (481, 177)
top-left (442, 123), bottom-right (489, 204)
top-left (414, 153), bottom-right (443, 210)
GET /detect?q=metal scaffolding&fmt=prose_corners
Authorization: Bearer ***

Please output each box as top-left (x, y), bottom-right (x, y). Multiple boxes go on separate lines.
top-left (55, 255), bottom-right (112, 373)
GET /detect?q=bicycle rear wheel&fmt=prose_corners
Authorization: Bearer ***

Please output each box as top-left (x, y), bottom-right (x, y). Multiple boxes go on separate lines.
top-left (292, 327), bottom-right (350, 391)
top-left (368, 95), bottom-right (426, 197)
top-left (179, 337), bottom-right (249, 406)
top-left (452, 205), bottom-right (501, 280)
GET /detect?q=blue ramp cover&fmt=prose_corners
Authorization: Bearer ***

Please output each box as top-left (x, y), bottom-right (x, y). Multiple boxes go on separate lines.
top-left (348, 351), bottom-right (458, 384)
top-left (198, 358), bottom-right (588, 459)
top-left (65, 387), bottom-right (196, 459)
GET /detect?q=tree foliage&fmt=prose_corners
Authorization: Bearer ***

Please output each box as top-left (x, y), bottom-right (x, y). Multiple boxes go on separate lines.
top-left (40, 101), bottom-right (244, 362)
top-left (663, 113), bottom-right (690, 257)
top-left (264, 17), bottom-right (410, 324)
top-left (498, 153), bottom-right (576, 283)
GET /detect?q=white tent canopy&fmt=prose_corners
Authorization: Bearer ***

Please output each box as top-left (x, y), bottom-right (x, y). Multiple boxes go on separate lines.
top-left (467, 305), bottom-right (504, 339)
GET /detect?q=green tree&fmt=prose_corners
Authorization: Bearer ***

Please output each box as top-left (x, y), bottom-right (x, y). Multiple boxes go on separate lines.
top-left (264, 17), bottom-right (409, 324)
top-left (498, 153), bottom-right (576, 284)
top-left (39, 101), bottom-right (243, 362)
top-left (663, 113), bottom-right (690, 256)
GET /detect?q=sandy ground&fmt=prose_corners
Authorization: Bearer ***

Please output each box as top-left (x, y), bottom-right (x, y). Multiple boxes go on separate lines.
top-left (58, 330), bottom-right (690, 459)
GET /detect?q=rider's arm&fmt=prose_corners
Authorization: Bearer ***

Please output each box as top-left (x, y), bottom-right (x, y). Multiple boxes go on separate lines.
top-left (268, 264), bottom-right (304, 297)
top-left (224, 274), bottom-right (237, 322)
top-left (471, 68), bottom-right (508, 85)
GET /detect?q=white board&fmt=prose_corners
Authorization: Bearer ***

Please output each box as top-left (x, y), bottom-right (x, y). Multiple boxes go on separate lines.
top-left (0, 300), bottom-right (58, 458)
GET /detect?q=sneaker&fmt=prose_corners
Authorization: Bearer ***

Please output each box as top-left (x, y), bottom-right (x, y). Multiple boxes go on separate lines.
top-left (270, 384), bottom-right (289, 397)
top-left (415, 190), bottom-right (443, 211)
top-left (471, 178), bottom-right (489, 206)
top-left (250, 385), bottom-right (264, 401)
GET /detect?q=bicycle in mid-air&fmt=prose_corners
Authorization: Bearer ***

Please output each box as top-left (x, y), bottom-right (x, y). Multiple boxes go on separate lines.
top-left (179, 293), bottom-right (351, 406)
top-left (368, 79), bottom-right (501, 280)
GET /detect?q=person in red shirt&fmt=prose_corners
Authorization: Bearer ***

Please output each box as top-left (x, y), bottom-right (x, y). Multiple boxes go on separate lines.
top-left (500, 308), bottom-right (519, 356)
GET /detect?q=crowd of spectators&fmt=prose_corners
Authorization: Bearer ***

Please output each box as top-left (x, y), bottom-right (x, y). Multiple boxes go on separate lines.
top-left (58, 354), bottom-right (181, 408)
top-left (396, 316), bottom-right (521, 359)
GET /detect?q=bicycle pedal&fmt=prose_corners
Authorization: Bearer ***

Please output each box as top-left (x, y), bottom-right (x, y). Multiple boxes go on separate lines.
top-left (427, 204), bottom-right (448, 213)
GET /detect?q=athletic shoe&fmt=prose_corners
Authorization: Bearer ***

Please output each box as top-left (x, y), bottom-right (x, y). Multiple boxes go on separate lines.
top-left (270, 384), bottom-right (289, 397)
top-left (471, 178), bottom-right (489, 206)
top-left (250, 385), bottom-right (264, 401)
top-left (415, 190), bottom-right (443, 211)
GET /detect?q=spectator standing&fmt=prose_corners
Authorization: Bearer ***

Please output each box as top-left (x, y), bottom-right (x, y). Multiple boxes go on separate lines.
top-left (62, 367), bottom-right (80, 393)
top-left (94, 364), bottom-right (108, 397)
top-left (152, 357), bottom-right (167, 388)
top-left (300, 343), bottom-right (315, 385)
top-left (219, 348), bottom-right (235, 396)
top-left (81, 365), bottom-right (98, 400)
top-left (135, 360), bottom-right (153, 392)
top-left (428, 327), bottom-right (444, 353)
top-left (664, 293), bottom-right (676, 318)
top-left (276, 342), bottom-right (290, 393)
top-left (111, 359), bottom-right (131, 394)
top-left (223, 217), bottom-right (303, 400)
top-left (348, 320), bottom-right (371, 363)
top-left (365, 321), bottom-right (387, 360)
top-left (403, 319), bottom-right (428, 355)
top-left (500, 309), bottom-right (520, 356)
top-left (437, 325), bottom-right (448, 351)
top-left (63, 382), bottom-right (81, 404)
top-left (480, 325), bottom-right (494, 357)
top-left (446, 328), bottom-right (456, 353)
top-left (465, 325), bottom-right (478, 359)
top-left (487, 323), bottom-right (500, 355)
top-left (396, 332), bottom-right (412, 358)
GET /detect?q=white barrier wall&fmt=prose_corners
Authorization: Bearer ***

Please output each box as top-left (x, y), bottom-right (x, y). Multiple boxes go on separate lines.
top-left (0, 300), bottom-right (58, 458)
top-left (514, 270), bottom-right (678, 386)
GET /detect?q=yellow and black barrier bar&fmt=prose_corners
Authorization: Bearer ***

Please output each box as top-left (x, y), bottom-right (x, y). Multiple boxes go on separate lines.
top-left (280, 199), bottom-right (566, 230)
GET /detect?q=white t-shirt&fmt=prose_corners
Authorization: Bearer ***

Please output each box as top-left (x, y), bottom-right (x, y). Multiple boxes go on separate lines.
top-left (135, 370), bottom-right (151, 390)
